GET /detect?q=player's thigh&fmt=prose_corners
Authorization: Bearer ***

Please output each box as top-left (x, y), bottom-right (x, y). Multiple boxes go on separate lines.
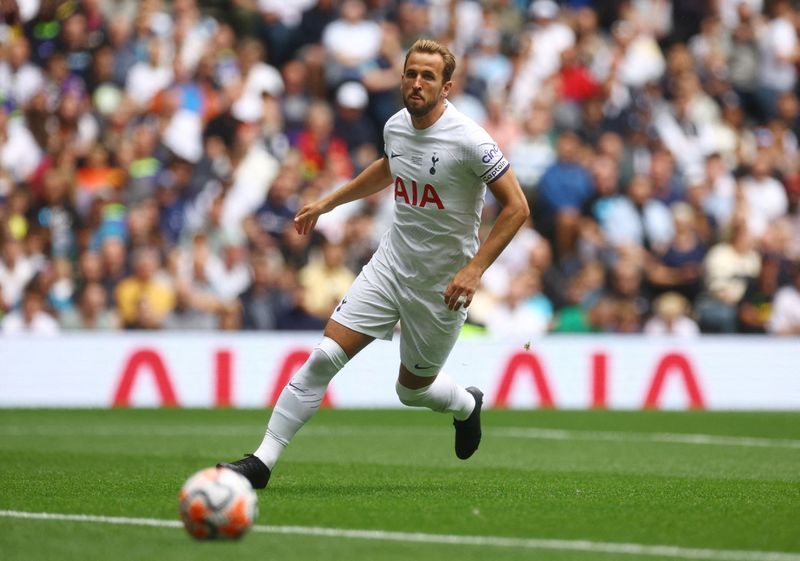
top-left (330, 270), bottom-right (400, 343)
top-left (398, 290), bottom-right (467, 378)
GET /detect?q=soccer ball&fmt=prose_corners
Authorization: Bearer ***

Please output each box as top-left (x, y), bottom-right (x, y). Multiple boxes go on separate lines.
top-left (178, 467), bottom-right (258, 540)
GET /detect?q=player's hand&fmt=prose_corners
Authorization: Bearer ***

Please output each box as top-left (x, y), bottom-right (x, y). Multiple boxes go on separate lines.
top-left (294, 201), bottom-right (327, 235)
top-left (443, 263), bottom-right (482, 311)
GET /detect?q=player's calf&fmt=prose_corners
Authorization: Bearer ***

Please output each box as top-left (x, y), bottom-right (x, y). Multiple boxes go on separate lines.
top-left (396, 375), bottom-right (482, 459)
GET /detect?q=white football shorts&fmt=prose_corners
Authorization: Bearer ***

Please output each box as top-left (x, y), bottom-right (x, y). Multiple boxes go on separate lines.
top-left (330, 259), bottom-right (467, 377)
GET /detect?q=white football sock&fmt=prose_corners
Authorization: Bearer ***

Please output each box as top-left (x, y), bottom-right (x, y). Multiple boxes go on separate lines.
top-left (254, 337), bottom-right (348, 469)
top-left (395, 372), bottom-right (476, 421)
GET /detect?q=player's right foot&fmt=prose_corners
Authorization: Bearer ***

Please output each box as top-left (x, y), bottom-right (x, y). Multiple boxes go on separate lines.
top-left (217, 454), bottom-right (271, 489)
top-left (453, 386), bottom-right (483, 459)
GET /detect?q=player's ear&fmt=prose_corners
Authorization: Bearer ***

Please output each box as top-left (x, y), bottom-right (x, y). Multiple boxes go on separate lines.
top-left (441, 80), bottom-right (453, 98)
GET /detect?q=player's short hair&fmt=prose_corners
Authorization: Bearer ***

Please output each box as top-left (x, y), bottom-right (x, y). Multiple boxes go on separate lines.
top-left (404, 39), bottom-right (456, 83)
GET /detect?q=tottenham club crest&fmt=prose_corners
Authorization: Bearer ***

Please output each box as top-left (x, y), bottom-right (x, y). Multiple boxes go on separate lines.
top-left (430, 154), bottom-right (439, 175)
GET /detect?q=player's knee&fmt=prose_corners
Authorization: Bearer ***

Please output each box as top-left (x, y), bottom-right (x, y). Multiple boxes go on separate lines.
top-left (395, 380), bottom-right (432, 407)
top-left (289, 337), bottom-right (348, 391)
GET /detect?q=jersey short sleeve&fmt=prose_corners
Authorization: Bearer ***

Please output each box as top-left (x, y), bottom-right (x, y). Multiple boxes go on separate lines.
top-left (463, 126), bottom-right (510, 184)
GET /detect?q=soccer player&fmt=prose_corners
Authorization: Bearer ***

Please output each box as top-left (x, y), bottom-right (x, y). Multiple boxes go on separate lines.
top-left (219, 39), bottom-right (530, 489)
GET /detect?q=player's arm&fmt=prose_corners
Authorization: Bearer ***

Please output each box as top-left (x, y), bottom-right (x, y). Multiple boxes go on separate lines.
top-left (294, 156), bottom-right (392, 235)
top-left (443, 167), bottom-right (530, 310)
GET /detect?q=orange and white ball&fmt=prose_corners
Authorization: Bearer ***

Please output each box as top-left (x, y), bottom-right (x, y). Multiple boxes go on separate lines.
top-left (178, 467), bottom-right (258, 540)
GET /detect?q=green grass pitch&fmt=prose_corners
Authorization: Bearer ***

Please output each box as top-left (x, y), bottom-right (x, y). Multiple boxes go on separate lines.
top-left (1, 408), bottom-right (799, 561)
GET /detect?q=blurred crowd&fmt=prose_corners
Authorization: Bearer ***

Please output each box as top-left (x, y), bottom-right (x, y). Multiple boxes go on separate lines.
top-left (1, 0), bottom-right (800, 337)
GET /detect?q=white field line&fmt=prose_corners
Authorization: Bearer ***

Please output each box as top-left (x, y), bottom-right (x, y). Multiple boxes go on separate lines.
top-left (1, 509), bottom-right (799, 561)
top-left (1, 424), bottom-right (800, 450)
top-left (488, 428), bottom-right (800, 450)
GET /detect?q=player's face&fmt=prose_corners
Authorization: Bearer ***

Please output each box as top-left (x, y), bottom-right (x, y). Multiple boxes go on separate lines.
top-left (401, 52), bottom-right (452, 118)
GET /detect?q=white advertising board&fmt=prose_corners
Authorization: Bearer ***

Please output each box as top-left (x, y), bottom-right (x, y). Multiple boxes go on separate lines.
top-left (1, 333), bottom-right (798, 410)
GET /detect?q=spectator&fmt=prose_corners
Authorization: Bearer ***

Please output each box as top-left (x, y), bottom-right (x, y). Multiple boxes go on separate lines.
top-left (701, 152), bottom-right (737, 233)
top-left (507, 104), bottom-right (556, 200)
top-left (167, 239), bottom-right (226, 330)
top-left (60, 11), bottom-right (93, 83)
top-left (125, 38), bottom-right (173, 110)
top-left (1, 283), bottom-right (59, 335)
top-left (551, 262), bottom-right (606, 333)
top-left (219, 109), bottom-right (280, 239)
top-left (485, 269), bottom-right (552, 338)
top-left (163, 284), bottom-right (222, 330)
top-left (280, 59), bottom-right (313, 136)
top-left (767, 262), bottom-right (800, 335)
top-left (60, 281), bottom-right (119, 330)
top-left (47, 256), bottom-right (75, 312)
top-left (0, 35), bottom-right (46, 108)
top-left (322, 0), bottom-right (382, 87)
top-left (115, 247), bottom-right (175, 329)
top-left (332, 81), bottom-right (378, 161)
top-left (0, 106), bottom-right (43, 183)
top-left (298, 240), bottom-right (355, 320)
top-left (75, 144), bottom-right (122, 217)
top-left (738, 256), bottom-right (782, 334)
top-left (98, 236), bottom-right (128, 299)
top-left (697, 225), bottom-right (761, 332)
top-left (648, 147), bottom-right (686, 207)
top-left (606, 258), bottom-right (650, 321)
top-left (555, 46), bottom-right (601, 105)
top-left (579, 153), bottom-right (621, 265)
top-left (611, 19), bottom-right (665, 89)
top-left (294, 99), bottom-right (351, 180)
top-left (536, 130), bottom-right (593, 264)
top-left (511, 0), bottom-right (574, 110)
top-left (253, 0), bottom-right (310, 68)
top-left (481, 94), bottom-right (521, 156)
top-left (689, 15), bottom-right (730, 78)
top-left (77, 249), bottom-right (103, 286)
top-left (643, 291), bottom-right (700, 337)
top-left (340, 213), bottom-right (378, 274)
top-left (279, 219), bottom-right (322, 271)
top-left (740, 151), bottom-right (789, 240)
top-left (240, 250), bottom-right (288, 331)
top-left (359, 22), bottom-right (404, 132)
top-left (207, 242), bottom-right (251, 301)
top-left (602, 175), bottom-right (674, 255)
top-left (0, 236), bottom-right (40, 309)
top-left (727, 3), bottom-right (760, 115)
top-left (469, 26), bottom-right (514, 94)
top-left (123, 123), bottom-right (163, 206)
top-left (182, 186), bottom-right (225, 252)
top-left (756, 0), bottom-right (798, 120)
top-left (234, 37), bottom-right (285, 109)
top-left (275, 282), bottom-right (325, 331)
top-left (644, 202), bottom-right (707, 302)
top-left (291, 0), bottom-right (337, 53)
top-left (156, 156), bottom-right (202, 246)
top-left (255, 164), bottom-right (302, 240)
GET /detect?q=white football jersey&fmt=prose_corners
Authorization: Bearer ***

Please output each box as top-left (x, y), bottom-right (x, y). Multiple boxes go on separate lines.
top-left (368, 101), bottom-right (509, 292)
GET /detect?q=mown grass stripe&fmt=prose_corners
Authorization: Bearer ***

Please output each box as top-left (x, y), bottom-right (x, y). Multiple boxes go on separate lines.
top-left (489, 428), bottom-right (800, 450)
top-left (4, 424), bottom-right (798, 450)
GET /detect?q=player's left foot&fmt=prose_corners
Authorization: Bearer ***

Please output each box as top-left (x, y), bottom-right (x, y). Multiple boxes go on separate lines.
top-left (217, 454), bottom-right (271, 489)
top-left (453, 386), bottom-right (483, 460)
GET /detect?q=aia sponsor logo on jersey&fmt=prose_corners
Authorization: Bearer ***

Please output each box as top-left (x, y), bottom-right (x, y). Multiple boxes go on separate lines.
top-left (394, 176), bottom-right (444, 209)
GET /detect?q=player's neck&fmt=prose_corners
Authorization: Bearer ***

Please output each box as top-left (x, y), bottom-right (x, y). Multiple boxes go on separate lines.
top-left (410, 100), bottom-right (447, 130)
